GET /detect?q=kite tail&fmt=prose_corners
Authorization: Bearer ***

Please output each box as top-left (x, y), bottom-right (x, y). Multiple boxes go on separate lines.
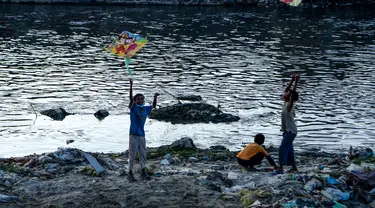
top-left (125, 57), bottom-right (132, 77)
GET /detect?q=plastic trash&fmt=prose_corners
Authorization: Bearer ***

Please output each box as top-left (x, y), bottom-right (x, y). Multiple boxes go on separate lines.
top-left (326, 177), bottom-right (340, 185)
top-left (24, 158), bottom-right (37, 168)
top-left (250, 200), bottom-right (261, 207)
top-left (368, 187), bottom-right (375, 195)
top-left (169, 157), bottom-right (181, 164)
top-left (163, 153), bottom-right (172, 160)
top-left (4, 180), bottom-right (12, 187)
top-left (337, 176), bottom-right (348, 189)
top-left (221, 185), bottom-right (243, 193)
top-left (227, 172), bottom-right (238, 180)
top-left (333, 201), bottom-right (347, 208)
top-left (304, 178), bottom-right (322, 192)
top-left (321, 188), bottom-right (350, 201)
top-left (270, 169), bottom-right (282, 176)
top-left (82, 152), bottom-right (105, 174)
top-left (282, 200), bottom-right (297, 208)
top-left (188, 157), bottom-right (199, 162)
top-left (361, 162), bottom-right (375, 171)
top-left (346, 163), bottom-right (365, 173)
top-left (54, 148), bottom-right (76, 161)
top-left (160, 159), bottom-right (170, 165)
top-left (0, 194), bottom-right (18, 203)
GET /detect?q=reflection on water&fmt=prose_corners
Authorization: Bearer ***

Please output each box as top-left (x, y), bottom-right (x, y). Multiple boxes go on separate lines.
top-left (1, 4), bottom-right (375, 157)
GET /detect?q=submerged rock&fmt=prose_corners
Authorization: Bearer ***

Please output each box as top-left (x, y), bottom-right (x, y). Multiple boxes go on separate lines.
top-left (149, 103), bottom-right (240, 124)
top-left (40, 108), bottom-right (72, 121)
top-left (94, 110), bottom-right (110, 121)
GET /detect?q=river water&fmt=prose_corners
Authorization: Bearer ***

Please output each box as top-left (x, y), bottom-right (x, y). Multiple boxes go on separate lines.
top-left (0, 4), bottom-right (374, 157)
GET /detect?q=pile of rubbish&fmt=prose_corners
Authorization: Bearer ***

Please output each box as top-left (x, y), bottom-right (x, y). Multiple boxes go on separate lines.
top-left (233, 146), bottom-right (375, 208)
top-left (147, 145), bottom-right (375, 208)
top-left (0, 139), bottom-right (374, 207)
top-left (0, 147), bottom-right (126, 202)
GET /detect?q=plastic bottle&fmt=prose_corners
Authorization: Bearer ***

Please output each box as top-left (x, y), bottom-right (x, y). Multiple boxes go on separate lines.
top-left (282, 200), bottom-right (297, 208)
top-left (0, 194), bottom-right (18, 203)
top-left (304, 178), bottom-right (322, 192)
top-left (333, 201), bottom-right (347, 208)
top-left (326, 177), bottom-right (339, 185)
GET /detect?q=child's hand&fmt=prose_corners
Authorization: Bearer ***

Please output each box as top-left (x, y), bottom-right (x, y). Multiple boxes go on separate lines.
top-left (154, 93), bottom-right (160, 97)
top-left (295, 74), bottom-right (300, 81)
top-left (129, 78), bottom-right (133, 85)
top-left (291, 73), bottom-right (297, 80)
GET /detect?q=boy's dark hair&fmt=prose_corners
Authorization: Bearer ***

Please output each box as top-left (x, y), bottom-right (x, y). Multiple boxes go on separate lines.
top-left (290, 90), bottom-right (299, 102)
top-left (133, 93), bottom-right (144, 101)
top-left (254, 133), bottom-right (265, 145)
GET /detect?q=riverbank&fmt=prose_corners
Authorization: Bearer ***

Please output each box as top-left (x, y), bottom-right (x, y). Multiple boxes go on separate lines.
top-left (0, 0), bottom-right (375, 6)
top-left (1, 138), bottom-right (374, 207)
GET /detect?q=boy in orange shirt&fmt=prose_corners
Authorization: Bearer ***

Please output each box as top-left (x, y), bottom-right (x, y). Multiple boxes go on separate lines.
top-left (237, 133), bottom-right (278, 171)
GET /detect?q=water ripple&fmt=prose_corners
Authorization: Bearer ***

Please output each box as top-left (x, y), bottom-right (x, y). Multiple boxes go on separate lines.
top-left (1, 5), bottom-right (375, 157)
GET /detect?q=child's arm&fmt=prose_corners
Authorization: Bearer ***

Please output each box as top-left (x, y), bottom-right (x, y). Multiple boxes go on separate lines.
top-left (287, 74), bottom-right (299, 112)
top-left (291, 74), bottom-right (299, 92)
top-left (128, 79), bottom-right (134, 108)
top-left (265, 155), bottom-right (278, 169)
top-left (284, 74), bottom-right (296, 92)
top-left (152, 93), bottom-right (160, 109)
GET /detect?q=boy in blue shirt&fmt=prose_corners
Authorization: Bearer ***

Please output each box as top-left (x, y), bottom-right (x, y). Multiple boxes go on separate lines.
top-left (128, 78), bottom-right (159, 182)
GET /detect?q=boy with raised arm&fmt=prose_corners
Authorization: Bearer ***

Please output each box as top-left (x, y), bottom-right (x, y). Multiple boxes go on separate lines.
top-left (277, 73), bottom-right (300, 173)
top-left (128, 78), bottom-right (159, 181)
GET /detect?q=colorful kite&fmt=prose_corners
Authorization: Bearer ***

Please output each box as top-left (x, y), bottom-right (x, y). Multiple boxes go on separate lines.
top-left (280, 0), bottom-right (302, 7)
top-left (105, 30), bottom-right (148, 77)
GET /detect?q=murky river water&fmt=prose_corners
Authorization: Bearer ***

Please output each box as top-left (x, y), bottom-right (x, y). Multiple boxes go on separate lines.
top-left (1, 4), bottom-right (374, 157)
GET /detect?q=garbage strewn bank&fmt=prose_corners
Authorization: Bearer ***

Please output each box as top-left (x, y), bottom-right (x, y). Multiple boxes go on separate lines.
top-left (0, 138), bottom-right (374, 207)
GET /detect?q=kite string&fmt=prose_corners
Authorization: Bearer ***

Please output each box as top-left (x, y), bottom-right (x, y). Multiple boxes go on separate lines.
top-left (125, 57), bottom-right (132, 77)
top-left (156, 84), bottom-right (182, 104)
top-left (30, 103), bottom-right (37, 127)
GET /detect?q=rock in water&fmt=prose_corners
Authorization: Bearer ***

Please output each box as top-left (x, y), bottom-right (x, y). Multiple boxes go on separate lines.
top-left (94, 110), bottom-right (110, 120)
top-left (41, 108), bottom-right (72, 121)
top-left (149, 103), bottom-right (239, 124)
